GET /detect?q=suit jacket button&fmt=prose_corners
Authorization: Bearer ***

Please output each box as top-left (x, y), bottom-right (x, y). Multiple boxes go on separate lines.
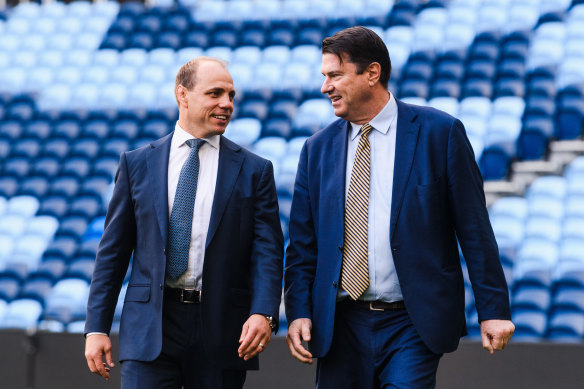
top-left (338, 246), bottom-right (343, 252)
top-left (332, 281), bottom-right (337, 288)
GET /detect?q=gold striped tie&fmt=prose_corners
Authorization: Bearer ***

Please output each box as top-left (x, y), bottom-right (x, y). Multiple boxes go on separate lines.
top-left (341, 123), bottom-right (373, 300)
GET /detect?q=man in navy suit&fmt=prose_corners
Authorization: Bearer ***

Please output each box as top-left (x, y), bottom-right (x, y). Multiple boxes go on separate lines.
top-left (284, 27), bottom-right (514, 388)
top-left (84, 57), bottom-right (284, 388)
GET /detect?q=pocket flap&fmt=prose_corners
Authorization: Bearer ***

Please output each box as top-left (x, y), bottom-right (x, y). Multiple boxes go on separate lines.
top-left (124, 285), bottom-right (151, 302)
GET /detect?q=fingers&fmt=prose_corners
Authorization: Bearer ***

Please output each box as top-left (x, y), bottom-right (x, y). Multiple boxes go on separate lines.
top-left (481, 332), bottom-right (494, 355)
top-left (481, 319), bottom-right (515, 355)
top-left (238, 315), bottom-right (271, 361)
top-left (286, 319), bottom-right (313, 364)
top-left (85, 335), bottom-right (113, 380)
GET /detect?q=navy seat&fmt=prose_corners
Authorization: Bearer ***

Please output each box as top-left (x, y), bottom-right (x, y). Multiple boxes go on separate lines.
top-left (92, 156), bottom-right (119, 179)
top-left (112, 119), bottom-right (140, 140)
top-left (63, 259), bottom-right (95, 283)
top-left (434, 61), bottom-right (465, 80)
top-left (19, 277), bottom-right (54, 304)
top-left (527, 79), bottom-right (556, 98)
top-left (136, 14), bottom-right (162, 34)
top-left (4, 158), bottom-right (31, 178)
top-left (0, 177), bottom-right (18, 197)
top-left (49, 177), bottom-right (80, 199)
top-left (430, 80), bottom-right (461, 98)
top-left (80, 176), bottom-right (111, 199)
top-left (524, 96), bottom-right (556, 119)
top-left (42, 139), bottom-right (70, 159)
top-left (100, 32), bottom-right (127, 50)
top-left (68, 196), bottom-right (103, 220)
top-left (29, 259), bottom-right (67, 281)
top-left (497, 59), bottom-right (526, 81)
top-left (18, 176), bottom-right (50, 198)
top-left (77, 238), bottom-right (101, 260)
top-left (239, 100), bottom-right (269, 121)
top-left (142, 119), bottom-right (170, 139)
top-left (263, 118), bottom-right (292, 139)
top-left (0, 139), bottom-right (10, 161)
top-left (479, 141), bottom-right (516, 180)
top-left (108, 16), bottom-right (134, 35)
top-left (184, 31), bottom-right (209, 49)
top-left (85, 216), bottom-right (106, 240)
top-left (547, 312), bottom-right (584, 342)
top-left (501, 42), bottom-right (529, 61)
top-left (495, 79), bottom-right (525, 98)
top-left (555, 99), bottom-right (584, 140)
top-left (71, 139), bottom-right (101, 160)
top-left (213, 30), bottom-right (238, 48)
top-left (57, 216), bottom-right (89, 241)
top-left (163, 12), bottom-right (190, 33)
top-left (462, 79), bottom-right (493, 98)
top-left (61, 158), bottom-right (92, 179)
top-left (54, 120), bottom-right (82, 140)
top-left (0, 120), bottom-right (24, 140)
top-left (512, 310), bottom-right (547, 340)
top-left (268, 28), bottom-right (295, 47)
top-left (43, 237), bottom-right (79, 262)
top-left (387, 10), bottom-right (416, 26)
top-left (128, 32), bottom-right (154, 50)
top-left (32, 157), bottom-right (60, 178)
top-left (269, 100), bottom-right (297, 121)
top-left (516, 118), bottom-right (554, 160)
top-left (296, 28), bottom-right (323, 46)
top-left (83, 116), bottom-right (111, 139)
top-left (100, 139), bottom-right (130, 158)
top-left (512, 288), bottom-right (551, 312)
top-left (469, 42), bottom-right (500, 62)
top-left (25, 118), bottom-right (52, 141)
top-left (466, 61), bottom-right (497, 80)
top-left (37, 195), bottom-right (68, 219)
top-left (156, 31), bottom-right (182, 50)
top-left (0, 274), bottom-right (21, 302)
top-left (398, 80), bottom-right (429, 99)
top-left (402, 62), bottom-right (433, 81)
top-left (11, 139), bottom-right (41, 159)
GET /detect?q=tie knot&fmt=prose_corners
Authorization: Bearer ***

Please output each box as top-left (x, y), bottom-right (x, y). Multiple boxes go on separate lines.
top-left (185, 138), bottom-right (205, 151)
top-left (360, 123), bottom-right (373, 138)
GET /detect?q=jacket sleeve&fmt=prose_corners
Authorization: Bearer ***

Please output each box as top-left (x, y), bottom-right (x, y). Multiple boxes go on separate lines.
top-left (85, 152), bottom-right (136, 335)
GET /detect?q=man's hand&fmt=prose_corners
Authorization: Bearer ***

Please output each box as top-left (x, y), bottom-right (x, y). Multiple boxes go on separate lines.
top-left (286, 318), bottom-right (313, 364)
top-left (85, 334), bottom-right (115, 380)
top-left (238, 314), bottom-right (272, 361)
top-left (481, 319), bottom-right (515, 354)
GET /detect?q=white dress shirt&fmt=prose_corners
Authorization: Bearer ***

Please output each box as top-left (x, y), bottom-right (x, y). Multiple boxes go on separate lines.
top-left (165, 123), bottom-right (220, 289)
top-left (338, 93), bottom-right (403, 302)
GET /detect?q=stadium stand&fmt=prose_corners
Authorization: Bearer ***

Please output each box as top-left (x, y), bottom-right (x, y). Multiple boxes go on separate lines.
top-left (0, 0), bottom-right (583, 345)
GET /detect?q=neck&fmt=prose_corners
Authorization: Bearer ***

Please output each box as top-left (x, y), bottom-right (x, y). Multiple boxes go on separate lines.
top-left (352, 89), bottom-right (391, 125)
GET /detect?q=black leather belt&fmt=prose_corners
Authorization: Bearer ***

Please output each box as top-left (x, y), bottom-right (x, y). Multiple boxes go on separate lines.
top-left (347, 300), bottom-right (406, 311)
top-left (164, 287), bottom-right (201, 303)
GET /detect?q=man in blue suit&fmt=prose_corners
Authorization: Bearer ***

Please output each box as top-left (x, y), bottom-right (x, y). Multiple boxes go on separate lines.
top-left (84, 57), bottom-right (284, 388)
top-left (284, 27), bottom-right (515, 388)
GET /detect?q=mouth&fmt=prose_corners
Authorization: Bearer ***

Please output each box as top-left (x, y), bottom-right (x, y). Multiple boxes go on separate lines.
top-left (212, 114), bottom-right (230, 122)
top-left (330, 95), bottom-right (342, 106)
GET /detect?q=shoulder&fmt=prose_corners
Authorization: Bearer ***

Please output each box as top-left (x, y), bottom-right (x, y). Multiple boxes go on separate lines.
top-left (220, 135), bottom-right (272, 169)
top-left (398, 99), bottom-right (458, 127)
top-left (305, 118), bottom-right (346, 148)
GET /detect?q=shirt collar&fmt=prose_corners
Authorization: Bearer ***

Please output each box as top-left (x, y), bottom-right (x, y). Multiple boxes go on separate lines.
top-left (349, 93), bottom-right (398, 140)
top-left (173, 122), bottom-right (220, 149)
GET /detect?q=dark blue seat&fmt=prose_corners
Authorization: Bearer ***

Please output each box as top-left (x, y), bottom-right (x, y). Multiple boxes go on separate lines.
top-left (19, 277), bottom-right (54, 304)
top-left (511, 310), bottom-right (547, 340)
top-left (184, 30), bottom-right (209, 49)
top-left (85, 216), bottom-right (106, 240)
top-left (44, 237), bottom-right (79, 262)
top-left (4, 158), bottom-right (31, 178)
top-left (163, 12), bottom-right (190, 33)
top-left (462, 79), bottom-right (493, 98)
top-left (100, 139), bottom-right (130, 158)
top-left (466, 60), bottom-right (497, 80)
top-left (71, 139), bottom-right (101, 159)
top-left (147, 108), bottom-right (177, 123)
top-left (402, 62), bottom-right (433, 81)
top-left (527, 79), bottom-right (556, 98)
top-left (268, 28), bottom-right (295, 47)
top-left (556, 99), bottom-right (584, 140)
top-left (536, 11), bottom-right (564, 27)
top-left (296, 28), bottom-right (323, 46)
top-left (49, 176), bottom-right (80, 199)
top-left (512, 288), bottom-right (551, 312)
top-left (0, 120), bottom-right (24, 141)
top-left (0, 177), bottom-right (18, 197)
top-left (25, 118), bottom-right (52, 141)
top-left (398, 80), bottom-right (429, 99)
top-left (501, 42), bottom-right (529, 61)
top-left (0, 139), bottom-right (10, 161)
top-left (497, 59), bottom-right (526, 81)
top-left (57, 216), bottom-right (89, 240)
top-left (142, 119), bottom-right (170, 139)
top-left (136, 14), bottom-right (162, 34)
top-left (92, 156), bottom-right (119, 179)
top-left (60, 157), bottom-right (92, 180)
top-left (212, 30), bottom-right (238, 48)
top-left (18, 176), bottom-right (50, 198)
top-left (63, 259), bottom-right (95, 283)
top-left (108, 16), bottom-right (135, 35)
top-left (77, 238), bottom-right (101, 259)
top-left (81, 176), bottom-right (110, 199)
top-left (269, 100), bottom-right (297, 121)
top-left (42, 139), bottom-right (70, 159)
top-left (516, 118), bottom-right (554, 160)
top-left (408, 50), bottom-right (436, 64)
top-left (100, 32), bottom-right (128, 50)
top-left (156, 31), bottom-right (182, 50)
top-left (473, 31), bottom-right (501, 45)
top-left (11, 139), bottom-right (41, 159)
top-left (54, 120), bottom-right (82, 139)
top-left (30, 259), bottom-right (67, 281)
top-left (547, 312), bottom-right (584, 342)
top-left (430, 80), bottom-right (461, 99)
top-left (128, 32), bottom-right (154, 50)
top-left (239, 100), bottom-right (269, 121)
top-left (435, 61), bottom-right (465, 81)
top-left (83, 116), bottom-right (111, 139)
top-left (469, 42), bottom-right (500, 62)
top-left (112, 119), bottom-right (140, 140)
top-left (479, 141), bottom-right (516, 180)
top-left (356, 14), bottom-right (386, 27)
top-left (68, 196), bottom-right (103, 220)
top-left (524, 96), bottom-right (555, 119)
top-left (0, 274), bottom-right (21, 302)
top-left (38, 196), bottom-right (69, 218)
top-left (263, 118), bottom-right (292, 139)
top-left (495, 79), bottom-right (525, 98)
top-left (7, 101), bottom-right (35, 122)
top-left (387, 10), bottom-right (416, 26)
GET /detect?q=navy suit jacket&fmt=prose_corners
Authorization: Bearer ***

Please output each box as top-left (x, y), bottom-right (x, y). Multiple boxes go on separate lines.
top-left (85, 132), bottom-right (284, 370)
top-left (284, 100), bottom-right (511, 356)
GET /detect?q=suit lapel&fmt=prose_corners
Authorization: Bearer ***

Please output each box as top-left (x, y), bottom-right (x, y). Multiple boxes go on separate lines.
top-left (330, 120), bottom-right (350, 232)
top-left (147, 132), bottom-right (173, 247)
top-left (390, 100), bottom-right (420, 240)
top-left (206, 136), bottom-right (244, 248)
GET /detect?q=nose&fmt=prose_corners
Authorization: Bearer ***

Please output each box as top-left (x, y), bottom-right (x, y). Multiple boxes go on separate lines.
top-left (219, 94), bottom-right (234, 110)
top-left (321, 77), bottom-right (333, 94)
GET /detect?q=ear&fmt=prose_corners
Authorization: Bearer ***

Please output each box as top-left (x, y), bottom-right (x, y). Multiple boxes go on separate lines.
top-left (367, 62), bottom-right (381, 87)
top-left (176, 85), bottom-right (188, 108)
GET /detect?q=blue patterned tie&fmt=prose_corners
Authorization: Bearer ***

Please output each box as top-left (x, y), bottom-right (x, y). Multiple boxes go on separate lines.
top-left (166, 138), bottom-right (205, 279)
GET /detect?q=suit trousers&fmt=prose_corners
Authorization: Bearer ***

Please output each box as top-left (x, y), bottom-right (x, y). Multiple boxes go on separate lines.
top-left (316, 301), bottom-right (442, 389)
top-left (121, 295), bottom-right (246, 389)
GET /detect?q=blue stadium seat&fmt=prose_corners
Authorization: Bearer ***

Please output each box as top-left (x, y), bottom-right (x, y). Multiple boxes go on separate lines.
top-left (37, 195), bottom-right (68, 219)
top-left (43, 278), bottom-right (89, 324)
top-left (42, 138), bottom-right (70, 159)
top-left (516, 118), bottom-right (555, 160)
top-left (479, 141), bottom-right (516, 180)
top-left (19, 277), bottom-right (54, 304)
top-left (555, 98), bottom-right (584, 139)
top-left (466, 61), bottom-right (497, 80)
top-left (239, 100), bottom-right (269, 121)
top-left (511, 310), bottom-right (547, 340)
top-left (57, 216), bottom-right (89, 241)
top-left (61, 157), bottom-right (92, 179)
top-left (512, 288), bottom-right (551, 312)
top-left (184, 30), bottom-right (209, 49)
top-left (398, 80), bottom-right (429, 99)
top-left (0, 177), bottom-right (19, 198)
top-left (18, 176), bottom-right (50, 198)
top-left (263, 118), bottom-right (292, 139)
top-left (225, 118), bottom-right (262, 148)
top-left (0, 298), bottom-right (42, 329)
top-left (100, 139), bottom-right (131, 159)
top-left (434, 61), bottom-right (465, 81)
top-left (547, 312), bottom-right (584, 342)
top-left (69, 196), bottom-right (103, 220)
top-left (3, 158), bottom-right (31, 179)
top-left (462, 79), bottom-right (493, 98)
top-left (25, 118), bottom-right (52, 141)
top-left (43, 236), bottom-right (79, 263)
top-left (63, 259), bottom-right (95, 283)
top-left (0, 274), bottom-right (21, 302)
top-left (12, 138), bottom-right (41, 159)
top-left (92, 157), bottom-right (119, 179)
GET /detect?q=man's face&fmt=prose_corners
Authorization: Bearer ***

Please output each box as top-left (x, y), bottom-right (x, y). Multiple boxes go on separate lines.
top-left (321, 53), bottom-right (371, 123)
top-left (182, 61), bottom-right (235, 138)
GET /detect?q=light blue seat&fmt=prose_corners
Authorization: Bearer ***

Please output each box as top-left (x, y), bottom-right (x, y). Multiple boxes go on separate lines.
top-left (280, 62), bottom-right (312, 89)
top-left (558, 239), bottom-right (584, 264)
top-left (93, 49), bottom-right (119, 67)
top-left (563, 217), bottom-right (584, 240)
top-left (176, 48), bottom-right (204, 66)
top-left (0, 68), bottom-right (27, 93)
top-left (511, 310), bottom-right (547, 341)
top-left (253, 62), bottom-right (282, 88)
top-left (547, 312), bottom-right (584, 342)
top-left (26, 216), bottom-right (59, 239)
top-left (491, 215), bottom-right (525, 252)
top-left (38, 320), bottom-right (66, 332)
top-left (68, 1), bottom-right (93, 17)
top-left (428, 97), bottom-right (459, 117)
top-left (194, 1), bottom-right (227, 21)
top-left (128, 83), bottom-right (158, 108)
top-left (205, 47), bottom-right (232, 63)
top-left (55, 65), bottom-right (83, 85)
top-left (253, 137), bottom-right (288, 163)
top-left (412, 24), bottom-right (444, 52)
top-left (74, 32), bottom-right (102, 50)
top-left (516, 238), bottom-right (559, 268)
top-left (83, 65), bottom-right (110, 84)
top-left (39, 50), bottom-right (65, 68)
top-left (64, 49), bottom-right (92, 68)
top-left (524, 217), bottom-right (562, 243)
top-left (6, 195), bottom-right (40, 217)
top-left (512, 288), bottom-right (551, 312)
top-left (0, 215), bottom-right (28, 240)
top-left (140, 65), bottom-right (168, 85)
top-left (224, 118), bottom-right (262, 148)
top-left (0, 299), bottom-right (42, 329)
top-left (22, 33), bottom-right (46, 51)
top-left (294, 98), bottom-right (335, 128)
top-left (38, 84), bottom-right (72, 109)
top-left (552, 289), bottom-right (584, 313)
top-left (232, 46), bottom-right (262, 66)
top-left (459, 96), bottom-right (492, 118)
top-left (93, 0), bottom-right (120, 18)
top-left (287, 136), bottom-right (308, 157)
top-left (0, 197), bottom-right (6, 215)
top-left (489, 196), bottom-right (529, 220)
top-left (149, 48), bottom-right (176, 66)
top-left (0, 234), bottom-right (15, 266)
top-left (229, 63), bottom-right (254, 90)
top-left (71, 83), bottom-right (101, 109)
top-left (7, 234), bottom-right (49, 272)
top-left (526, 176), bottom-right (567, 201)
top-left (262, 45), bottom-right (291, 65)
top-left (120, 49), bottom-right (148, 67)
top-left (100, 83), bottom-right (128, 109)
top-left (110, 65), bottom-right (139, 85)
top-left (291, 45), bottom-right (321, 65)
top-left (527, 197), bottom-right (564, 220)
top-left (44, 278), bottom-right (90, 324)
top-left (66, 320), bottom-right (87, 333)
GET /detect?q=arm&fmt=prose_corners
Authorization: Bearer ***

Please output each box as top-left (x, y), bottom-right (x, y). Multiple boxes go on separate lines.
top-left (284, 143), bottom-right (317, 363)
top-left (238, 160), bottom-right (284, 360)
top-left (85, 152), bottom-right (136, 377)
top-left (447, 119), bottom-right (514, 352)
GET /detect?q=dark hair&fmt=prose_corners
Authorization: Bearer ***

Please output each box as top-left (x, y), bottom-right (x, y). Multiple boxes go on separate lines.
top-left (322, 26), bottom-right (391, 88)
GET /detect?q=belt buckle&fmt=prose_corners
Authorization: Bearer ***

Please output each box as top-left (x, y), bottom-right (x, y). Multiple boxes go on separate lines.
top-left (369, 302), bottom-right (385, 311)
top-left (180, 288), bottom-right (198, 304)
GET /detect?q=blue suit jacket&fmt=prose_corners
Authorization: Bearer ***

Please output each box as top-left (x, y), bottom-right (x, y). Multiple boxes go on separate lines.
top-left (85, 133), bottom-right (284, 370)
top-left (284, 100), bottom-right (511, 356)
